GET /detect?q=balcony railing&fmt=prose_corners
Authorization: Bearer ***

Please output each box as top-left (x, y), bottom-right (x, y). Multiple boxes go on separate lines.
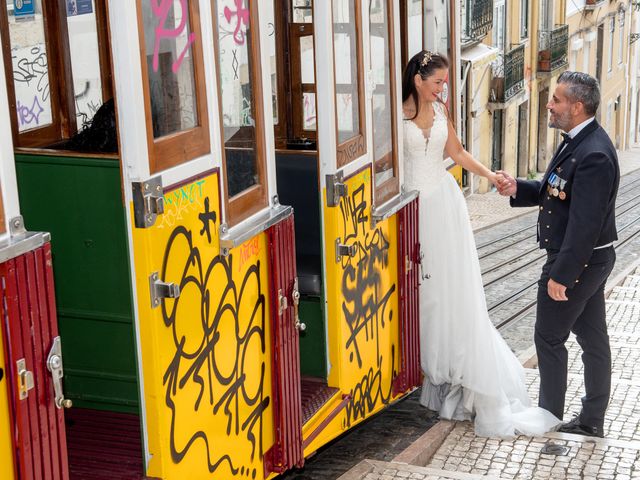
top-left (461, 0), bottom-right (493, 46)
top-left (585, 0), bottom-right (605, 10)
top-left (490, 44), bottom-right (525, 104)
top-left (538, 24), bottom-right (569, 73)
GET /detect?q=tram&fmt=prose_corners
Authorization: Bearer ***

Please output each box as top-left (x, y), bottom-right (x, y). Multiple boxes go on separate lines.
top-left (0, 1), bottom-right (458, 479)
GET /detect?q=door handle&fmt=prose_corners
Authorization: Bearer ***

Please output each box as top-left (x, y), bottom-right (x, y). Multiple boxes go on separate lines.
top-left (47, 337), bottom-right (72, 409)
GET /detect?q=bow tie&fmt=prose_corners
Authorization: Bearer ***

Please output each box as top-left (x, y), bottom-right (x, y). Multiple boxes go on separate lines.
top-left (560, 132), bottom-right (571, 143)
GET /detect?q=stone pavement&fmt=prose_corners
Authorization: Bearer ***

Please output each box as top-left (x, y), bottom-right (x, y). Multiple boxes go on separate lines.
top-left (339, 265), bottom-right (640, 480)
top-left (466, 147), bottom-right (640, 232)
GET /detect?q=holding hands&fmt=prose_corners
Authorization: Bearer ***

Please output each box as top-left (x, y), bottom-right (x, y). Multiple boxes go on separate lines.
top-left (495, 170), bottom-right (517, 197)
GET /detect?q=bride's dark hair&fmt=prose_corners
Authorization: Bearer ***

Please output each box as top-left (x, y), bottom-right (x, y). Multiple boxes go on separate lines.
top-left (402, 51), bottom-right (449, 120)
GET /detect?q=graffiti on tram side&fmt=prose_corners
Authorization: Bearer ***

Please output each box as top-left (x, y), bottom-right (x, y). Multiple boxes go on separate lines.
top-left (133, 173), bottom-right (273, 479)
top-left (334, 169), bottom-right (398, 427)
top-left (149, 0), bottom-right (196, 74)
top-left (158, 180), bottom-right (208, 230)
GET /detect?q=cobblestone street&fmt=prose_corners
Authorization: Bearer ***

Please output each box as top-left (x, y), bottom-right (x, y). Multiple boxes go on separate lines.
top-left (340, 267), bottom-right (640, 480)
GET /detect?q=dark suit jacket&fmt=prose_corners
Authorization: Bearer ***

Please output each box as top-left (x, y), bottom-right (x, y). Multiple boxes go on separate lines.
top-left (511, 119), bottom-right (619, 287)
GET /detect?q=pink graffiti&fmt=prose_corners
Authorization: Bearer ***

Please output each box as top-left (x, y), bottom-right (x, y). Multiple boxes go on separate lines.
top-left (151, 0), bottom-right (197, 74)
top-left (223, 0), bottom-right (249, 46)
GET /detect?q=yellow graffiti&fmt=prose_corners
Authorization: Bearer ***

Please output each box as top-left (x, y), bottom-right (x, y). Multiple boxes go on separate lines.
top-left (131, 172), bottom-right (274, 480)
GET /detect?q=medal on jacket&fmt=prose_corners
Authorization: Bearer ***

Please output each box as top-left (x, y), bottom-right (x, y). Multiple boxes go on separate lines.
top-left (558, 179), bottom-right (567, 200)
top-left (549, 173), bottom-right (560, 197)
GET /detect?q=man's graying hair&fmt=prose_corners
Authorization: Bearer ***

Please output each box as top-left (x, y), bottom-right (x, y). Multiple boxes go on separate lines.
top-left (557, 71), bottom-right (600, 116)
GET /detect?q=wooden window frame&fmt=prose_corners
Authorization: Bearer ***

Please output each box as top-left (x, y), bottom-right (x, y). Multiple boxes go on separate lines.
top-left (372, 0), bottom-right (399, 205)
top-left (400, 0), bottom-right (424, 69)
top-left (332, 0), bottom-right (367, 168)
top-left (212, 0), bottom-right (268, 226)
top-left (289, 21), bottom-right (317, 143)
top-left (0, 1), bottom-right (76, 148)
top-left (136, 0), bottom-right (210, 174)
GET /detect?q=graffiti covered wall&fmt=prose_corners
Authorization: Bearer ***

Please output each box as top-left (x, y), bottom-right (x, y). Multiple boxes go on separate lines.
top-left (319, 167), bottom-right (400, 448)
top-left (131, 171), bottom-right (275, 479)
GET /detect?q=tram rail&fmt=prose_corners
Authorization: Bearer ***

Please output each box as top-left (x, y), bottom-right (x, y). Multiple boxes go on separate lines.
top-left (482, 176), bottom-right (640, 333)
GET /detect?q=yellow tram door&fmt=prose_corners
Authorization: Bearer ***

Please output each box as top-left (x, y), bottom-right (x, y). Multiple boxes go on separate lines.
top-left (289, 0), bottom-right (422, 454)
top-left (108, 1), bottom-right (303, 479)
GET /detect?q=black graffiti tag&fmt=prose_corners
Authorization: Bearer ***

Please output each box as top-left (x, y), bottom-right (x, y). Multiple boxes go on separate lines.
top-left (160, 201), bottom-right (269, 477)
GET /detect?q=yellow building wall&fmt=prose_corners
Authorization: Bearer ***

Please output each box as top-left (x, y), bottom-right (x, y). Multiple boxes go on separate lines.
top-left (131, 171), bottom-right (275, 480)
top-left (320, 166), bottom-right (403, 447)
top-left (0, 328), bottom-right (16, 480)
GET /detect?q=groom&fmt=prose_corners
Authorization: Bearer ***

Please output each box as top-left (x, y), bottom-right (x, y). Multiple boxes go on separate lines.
top-left (497, 71), bottom-right (619, 437)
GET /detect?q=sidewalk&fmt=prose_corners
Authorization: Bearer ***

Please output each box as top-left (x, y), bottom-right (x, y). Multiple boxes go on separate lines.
top-left (339, 263), bottom-right (640, 480)
top-left (466, 147), bottom-right (640, 232)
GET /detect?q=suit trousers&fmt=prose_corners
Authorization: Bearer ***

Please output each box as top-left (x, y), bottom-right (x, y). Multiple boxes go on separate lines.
top-left (535, 246), bottom-right (616, 429)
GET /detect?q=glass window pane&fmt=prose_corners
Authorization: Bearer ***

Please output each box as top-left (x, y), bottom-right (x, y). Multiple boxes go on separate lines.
top-left (300, 35), bottom-right (315, 84)
top-left (6, 0), bottom-right (53, 132)
top-left (370, 0), bottom-right (394, 186)
top-left (303, 92), bottom-right (316, 130)
top-left (66, 0), bottom-right (103, 129)
top-left (407, 0), bottom-right (422, 59)
top-left (142, 0), bottom-right (199, 138)
top-left (333, 0), bottom-right (360, 144)
top-left (292, 0), bottom-right (313, 23)
top-left (264, 0), bottom-right (278, 124)
top-left (215, 0), bottom-right (259, 197)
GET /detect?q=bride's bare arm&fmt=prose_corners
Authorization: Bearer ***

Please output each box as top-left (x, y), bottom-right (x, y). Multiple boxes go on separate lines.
top-left (443, 120), bottom-right (498, 185)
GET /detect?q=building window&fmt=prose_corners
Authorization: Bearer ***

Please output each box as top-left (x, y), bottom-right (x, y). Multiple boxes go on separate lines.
top-left (583, 37), bottom-right (591, 72)
top-left (492, 0), bottom-right (506, 50)
top-left (608, 16), bottom-right (615, 72)
top-left (520, 0), bottom-right (529, 39)
top-left (213, 0), bottom-right (268, 225)
top-left (333, 0), bottom-right (366, 167)
top-left (370, 0), bottom-right (399, 204)
top-left (618, 10), bottom-right (625, 65)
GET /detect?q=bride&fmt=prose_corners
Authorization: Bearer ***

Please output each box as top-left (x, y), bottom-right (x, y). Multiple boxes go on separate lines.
top-left (403, 51), bottom-right (560, 437)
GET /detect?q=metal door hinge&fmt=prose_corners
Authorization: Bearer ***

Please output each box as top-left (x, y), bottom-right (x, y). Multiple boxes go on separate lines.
top-left (335, 237), bottom-right (357, 262)
top-left (46, 337), bottom-right (72, 409)
top-left (278, 289), bottom-right (288, 316)
top-left (326, 171), bottom-right (348, 207)
top-left (149, 272), bottom-right (180, 308)
top-left (292, 278), bottom-right (306, 332)
top-left (132, 177), bottom-right (164, 228)
top-left (16, 359), bottom-right (34, 400)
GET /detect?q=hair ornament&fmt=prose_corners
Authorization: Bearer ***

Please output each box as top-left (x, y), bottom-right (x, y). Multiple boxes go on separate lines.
top-left (420, 51), bottom-right (435, 68)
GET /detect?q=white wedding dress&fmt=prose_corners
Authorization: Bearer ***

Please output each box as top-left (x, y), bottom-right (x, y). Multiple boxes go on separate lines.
top-left (403, 102), bottom-right (560, 437)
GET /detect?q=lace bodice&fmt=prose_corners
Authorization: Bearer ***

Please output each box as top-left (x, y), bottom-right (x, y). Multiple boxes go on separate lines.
top-left (403, 101), bottom-right (449, 193)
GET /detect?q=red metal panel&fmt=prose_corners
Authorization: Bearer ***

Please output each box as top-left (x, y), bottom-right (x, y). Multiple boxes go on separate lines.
top-left (264, 215), bottom-right (304, 476)
top-left (393, 199), bottom-right (422, 395)
top-left (0, 244), bottom-right (69, 480)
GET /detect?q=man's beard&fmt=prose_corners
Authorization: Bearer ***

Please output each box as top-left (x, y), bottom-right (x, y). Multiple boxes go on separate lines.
top-left (549, 111), bottom-right (571, 130)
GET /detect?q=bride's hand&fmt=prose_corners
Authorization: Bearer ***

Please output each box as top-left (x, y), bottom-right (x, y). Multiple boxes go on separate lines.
top-left (488, 172), bottom-right (503, 188)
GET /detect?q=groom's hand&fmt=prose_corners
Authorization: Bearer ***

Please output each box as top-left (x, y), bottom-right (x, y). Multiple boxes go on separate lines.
top-left (496, 170), bottom-right (517, 197)
top-left (547, 278), bottom-right (568, 301)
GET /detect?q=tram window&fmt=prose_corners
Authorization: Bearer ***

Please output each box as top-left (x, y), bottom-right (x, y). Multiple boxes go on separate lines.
top-left (66, 1), bottom-right (106, 130)
top-left (1, 0), bottom-right (63, 146)
top-left (213, 0), bottom-right (268, 224)
top-left (270, 0), bottom-right (317, 150)
top-left (292, 0), bottom-right (312, 23)
top-left (332, 0), bottom-right (365, 166)
top-left (402, 0), bottom-right (424, 67)
top-left (370, 0), bottom-right (399, 204)
top-left (139, 0), bottom-right (210, 173)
